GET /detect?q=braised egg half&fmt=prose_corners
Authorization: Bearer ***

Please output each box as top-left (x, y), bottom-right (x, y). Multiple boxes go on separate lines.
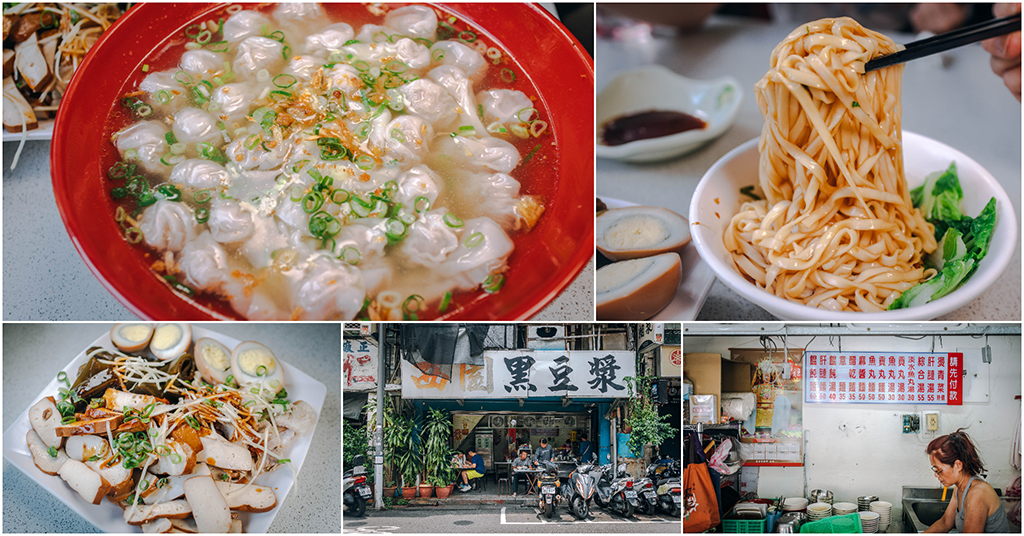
top-left (194, 338), bottom-right (233, 385)
top-left (150, 323), bottom-right (193, 361)
top-left (230, 341), bottom-right (286, 394)
top-left (110, 323), bottom-right (154, 353)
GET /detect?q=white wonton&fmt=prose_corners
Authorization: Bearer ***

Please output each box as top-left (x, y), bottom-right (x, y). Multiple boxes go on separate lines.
top-left (289, 254), bottom-right (366, 320)
top-left (384, 5), bottom-right (437, 40)
top-left (399, 79), bottom-right (459, 129)
top-left (401, 209), bottom-right (460, 266)
top-left (222, 11), bottom-right (271, 44)
top-left (428, 64), bottom-right (486, 132)
top-left (385, 115), bottom-right (433, 165)
top-left (172, 108), bottom-right (223, 147)
top-left (439, 217), bottom-right (514, 292)
top-left (115, 121), bottom-right (169, 175)
top-left (394, 165), bottom-right (442, 210)
top-left (210, 83), bottom-right (252, 124)
top-left (476, 89), bottom-right (534, 125)
top-left (207, 198), bottom-right (255, 245)
top-left (138, 199), bottom-right (196, 253)
top-left (302, 22), bottom-right (355, 55)
top-left (232, 36), bottom-right (285, 80)
top-left (431, 41), bottom-right (487, 83)
top-left (179, 231), bottom-right (232, 292)
top-left (179, 50), bottom-right (224, 76)
top-left (170, 159), bottom-right (230, 190)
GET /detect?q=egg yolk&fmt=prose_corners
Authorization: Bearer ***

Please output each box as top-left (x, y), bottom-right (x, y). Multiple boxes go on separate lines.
top-left (239, 348), bottom-right (276, 376)
top-left (120, 324), bottom-right (151, 342)
top-left (201, 344), bottom-right (230, 371)
top-left (153, 324), bottom-right (182, 349)
top-left (603, 215), bottom-right (669, 248)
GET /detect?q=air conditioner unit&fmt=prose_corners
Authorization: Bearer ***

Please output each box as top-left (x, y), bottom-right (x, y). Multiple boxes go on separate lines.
top-left (528, 325), bottom-right (565, 350)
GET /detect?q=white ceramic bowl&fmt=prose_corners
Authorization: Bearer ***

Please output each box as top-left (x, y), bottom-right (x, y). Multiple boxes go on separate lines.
top-left (783, 497), bottom-right (809, 510)
top-left (596, 64), bottom-right (742, 162)
top-left (689, 131), bottom-right (1017, 320)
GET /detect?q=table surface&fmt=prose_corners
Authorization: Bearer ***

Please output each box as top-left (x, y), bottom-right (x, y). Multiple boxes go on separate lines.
top-left (0, 142), bottom-right (594, 321)
top-left (596, 14), bottom-right (1022, 321)
top-left (2, 323), bottom-right (341, 533)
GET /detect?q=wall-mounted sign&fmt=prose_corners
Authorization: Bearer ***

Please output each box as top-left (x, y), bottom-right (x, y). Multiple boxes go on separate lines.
top-left (343, 338), bottom-right (377, 391)
top-left (402, 350), bottom-right (636, 399)
top-left (804, 352), bottom-right (963, 405)
top-left (638, 324), bottom-right (665, 353)
top-left (660, 345), bottom-right (682, 377)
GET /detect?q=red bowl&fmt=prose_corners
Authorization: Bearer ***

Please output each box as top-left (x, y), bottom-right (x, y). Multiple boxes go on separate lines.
top-left (52, 3), bottom-right (594, 320)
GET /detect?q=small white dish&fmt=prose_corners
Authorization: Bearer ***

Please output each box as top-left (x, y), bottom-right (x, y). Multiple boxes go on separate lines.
top-left (2, 326), bottom-right (327, 533)
top-left (689, 131), bottom-right (1017, 320)
top-left (2, 118), bottom-right (55, 142)
top-left (600, 198), bottom-right (715, 320)
top-left (596, 64), bottom-right (742, 162)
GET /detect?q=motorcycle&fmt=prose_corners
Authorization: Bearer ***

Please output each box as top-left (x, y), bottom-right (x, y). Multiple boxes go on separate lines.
top-left (561, 462), bottom-right (597, 520)
top-left (537, 462), bottom-right (561, 519)
top-left (583, 463), bottom-right (636, 518)
top-left (343, 455), bottom-right (372, 517)
top-left (634, 475), bottom-right (659, 515)
top-left (648, 459), bottom-right (682, 516)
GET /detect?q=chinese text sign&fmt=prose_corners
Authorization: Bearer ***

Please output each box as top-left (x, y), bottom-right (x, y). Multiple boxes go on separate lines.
top-left (804, 352), bottom-right (963, 405)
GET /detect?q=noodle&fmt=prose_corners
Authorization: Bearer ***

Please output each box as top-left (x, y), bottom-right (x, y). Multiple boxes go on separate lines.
top-left (725, 17), bottom-right (937, 312)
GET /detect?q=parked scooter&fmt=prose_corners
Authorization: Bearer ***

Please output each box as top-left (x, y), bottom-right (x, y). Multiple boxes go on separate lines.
top-left (537, 462), bottom-right (561, 519)
top-left (562, 463), bottom-right (597, 519)
top-left (583, 463), bottom-right (636, 518)
top-left (648, 459), bottom-right (682, 516)
top-left (634, 475), bottom-right (659, 515)
top-left (343, 455), bottom-right (372, 517)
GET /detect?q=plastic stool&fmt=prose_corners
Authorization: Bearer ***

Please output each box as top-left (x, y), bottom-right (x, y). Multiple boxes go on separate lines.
top-left (498, 477), bottom-right (510, 495)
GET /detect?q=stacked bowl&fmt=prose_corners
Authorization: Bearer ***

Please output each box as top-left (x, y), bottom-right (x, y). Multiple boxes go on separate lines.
top-left (870, 501), bottom-right (892, 531)
top-left (783, 497), bottom-right (809, 513)
top-left (858, 495), bottom-right (880, 512)
top-left (833, 502), bottom-right (858, 516)
top-left (860, 511), bottom-right (881, 533)
top-left (807, 502), bottom-right (833, 522)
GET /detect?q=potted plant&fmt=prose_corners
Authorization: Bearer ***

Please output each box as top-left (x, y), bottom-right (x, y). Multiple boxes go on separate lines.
top-left (624, 375), bottom-right (677, 464)
top-left (420, 408), bottom-right (455, 499)
top-left (390, 414), bottom-right (420, 500)
top-left (367, 399), bottom-right (401, 500)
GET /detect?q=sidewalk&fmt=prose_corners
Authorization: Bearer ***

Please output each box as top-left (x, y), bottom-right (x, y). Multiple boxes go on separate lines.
top-left (398, 489), bottom-right (542, 507)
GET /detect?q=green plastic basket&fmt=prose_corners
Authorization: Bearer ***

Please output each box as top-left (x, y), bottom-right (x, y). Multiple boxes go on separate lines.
top-left (722, 516), bottom-right (767, 533)
top-left (799, 513), bottom-right (863, 533)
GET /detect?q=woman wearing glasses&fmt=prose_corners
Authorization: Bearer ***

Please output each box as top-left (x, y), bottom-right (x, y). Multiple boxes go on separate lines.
top-left (924, 430), bottom-right (1011, 533)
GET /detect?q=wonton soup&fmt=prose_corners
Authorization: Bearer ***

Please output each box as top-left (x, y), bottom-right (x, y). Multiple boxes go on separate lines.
top-left (105, 3), bottom-right (555, 320)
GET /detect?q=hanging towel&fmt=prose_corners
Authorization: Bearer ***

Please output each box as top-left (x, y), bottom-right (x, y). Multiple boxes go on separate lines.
top-left (771, 395), bottom-right (792, 436)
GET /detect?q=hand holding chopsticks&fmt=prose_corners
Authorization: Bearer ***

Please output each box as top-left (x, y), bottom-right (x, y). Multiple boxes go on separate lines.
top-left (865, 12), bottom-right (1022, 72)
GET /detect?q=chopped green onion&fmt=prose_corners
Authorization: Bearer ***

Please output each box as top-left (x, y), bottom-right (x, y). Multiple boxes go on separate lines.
top-left (522, 143), bottom-right (542, 164)
top-left (852, 101), bottom-right (861, 108)
top-left (355, 154), bottom-right (375, 171)
top-left (57, 371), bottom-right (69, 386)
top-left (340, 247), bottom-right (361, 265)
top-left (155, 89), bottom-right (172, 105)
top-left (256, 68), bottom-right (270, 82)
top-left (125, 227), bottom-right (144, 244)
top-left (135, 104), bottom-right (153, 118)
top-left (195, 208), bottom-right (210, 224)
top-left (389, 128), bottom-right (406, 143)
top-left (402, 294), bottom-right (423, 314)
top-left (443, 212), bottom-right (464, 228)
top-left (439, 291), bottom-right (452, 313)
top-left (331, 189), bottom-right (351, 204)
top-left (157, 477), bottom-right (169, 489)
top-left (278, 458), bottom-right (291, 463)
top-left (88, 455), bottom-right (100, 461)
top-left (196, 142), bottom-right (228, 164)
top-left (431, 48), bottom-right (445, 61)
top-left (196, 29), bottom-right (212, 45)
top-left (170, 453), bottom-right (182, 464)
top-left (316, 136), bottom-right (348, 160)
top-left (500, 68), bottom-right (516, 83)
top-left (302, 192), bottom-right (324, 213)
top-left (465, 232), bottom-right (484, 248)
top-left (61, 415), bottom-right (76, 424)
top-left (272, 73), bottom-right (297, 89)
top-left (170, 142), bottom-right (187, 155)
top-left (385, 218), bottom-right (406, 242)
top-left (458, 30), bottom-right (477, 43)
top-left (256, 365), bottom-right (267, 377)
top-left (269, 89), bottom-right (293, 101)
top-left (343, 39), bottom-right (360, 46)
top-left (483, 273), bottom-right (506, 293)
top-left (309, 211), bottom-right (342, 239)
top-left (487, 122), bottom-right (508, 134)
top-left (157, 184), bottom-right (182, 202)
top-left (48, 446), bottom-right (58, 458)
top-left (155, 445), bottom-right (171, 456)
top-left (194, 189), bottom-right (213, 204)
top-left (353, 60), bottom-right (370, 72)
top-left (414, 196), bottom-right (431, 213)
top-left (185, 415), bottom-right (201, 430)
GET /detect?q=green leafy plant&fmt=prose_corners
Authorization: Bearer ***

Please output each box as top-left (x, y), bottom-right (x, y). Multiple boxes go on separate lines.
top-left (343, 420), bottom-right (372, 484)
top-left (624, 375), bottom-right (677, 458)
top-left (420, 408), bottom-right (454, 485)
top-left (390, 414), bottom-right (420, 488)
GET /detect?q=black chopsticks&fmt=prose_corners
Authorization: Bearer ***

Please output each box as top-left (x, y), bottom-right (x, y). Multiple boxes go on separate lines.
top-left (865, 12), bottom-right (1022, 72)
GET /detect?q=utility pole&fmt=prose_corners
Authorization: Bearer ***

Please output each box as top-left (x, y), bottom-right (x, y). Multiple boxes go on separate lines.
top-left (374, 325), bottom-right (385, 509)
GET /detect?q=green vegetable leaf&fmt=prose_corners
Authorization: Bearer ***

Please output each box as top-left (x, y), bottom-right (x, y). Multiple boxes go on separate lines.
top-left (889, 257), bottom-right (975, 310)
top-left (966, 197), bottom-right (997, 262)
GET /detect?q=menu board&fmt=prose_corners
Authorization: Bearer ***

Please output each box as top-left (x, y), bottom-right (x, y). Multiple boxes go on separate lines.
top-left (804, 352), bottom-right (963, 405)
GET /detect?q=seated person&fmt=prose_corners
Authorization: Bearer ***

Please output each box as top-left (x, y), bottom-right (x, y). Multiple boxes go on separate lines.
top-left (450, 451), bottom-right (466, 478)
top-left (459, 448), bottom-right (485, 492)
top-left (510, 448), bottom-right (536, 498)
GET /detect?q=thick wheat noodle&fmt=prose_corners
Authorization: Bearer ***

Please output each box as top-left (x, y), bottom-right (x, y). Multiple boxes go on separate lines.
top-left (725, 17), bottom-right (937, 312)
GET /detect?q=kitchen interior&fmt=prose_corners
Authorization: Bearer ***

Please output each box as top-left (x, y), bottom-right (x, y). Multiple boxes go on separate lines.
top-left (683, 323), bottom-right (1021, 533)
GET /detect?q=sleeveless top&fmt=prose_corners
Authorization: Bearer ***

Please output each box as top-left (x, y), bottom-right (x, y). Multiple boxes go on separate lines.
top-left (955, 475), bottom-right (1012, 533)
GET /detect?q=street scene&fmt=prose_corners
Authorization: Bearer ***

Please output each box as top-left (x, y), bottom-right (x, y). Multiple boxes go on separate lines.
top-left (343, 323), bottom-right (681, 533)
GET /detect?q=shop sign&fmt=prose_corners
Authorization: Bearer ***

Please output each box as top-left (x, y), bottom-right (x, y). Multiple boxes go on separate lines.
top-left (402, 350), bottom-right (636, 399)
top-left (660, 345), bottom-right (682, 377)
top-left (804, 352), bottom-right (963, 405)
top-left (343, 338), bottom-right (377, 391)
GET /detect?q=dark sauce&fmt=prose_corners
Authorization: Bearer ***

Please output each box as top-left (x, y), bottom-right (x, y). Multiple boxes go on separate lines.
top-left (599, 110), bottom-right (707, 146)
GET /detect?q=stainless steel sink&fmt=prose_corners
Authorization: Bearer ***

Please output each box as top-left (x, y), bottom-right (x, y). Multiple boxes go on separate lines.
top-left (902, 486), bottom-right (1002, 533)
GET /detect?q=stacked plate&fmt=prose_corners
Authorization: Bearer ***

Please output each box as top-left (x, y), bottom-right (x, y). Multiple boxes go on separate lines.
top-left (870, 501), bottom-right (892, 531)
top-left (833, 502), bottom-right (858, 516)
top-left (860, 511), bottom-right (880, 533)
top-left (807, 502), bottom-right (833, 521)
top-left (858, 495), bottom-right (880, 511)
top-left (783, 497), bottom-right (809, 512)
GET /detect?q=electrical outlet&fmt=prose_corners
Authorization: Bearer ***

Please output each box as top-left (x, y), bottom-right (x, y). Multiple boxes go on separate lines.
top-left (925, 411), bottom-right (939, 431)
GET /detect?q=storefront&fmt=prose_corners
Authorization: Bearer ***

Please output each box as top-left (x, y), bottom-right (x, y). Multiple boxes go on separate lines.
top-left (401, 349), bottom-right (636, 475)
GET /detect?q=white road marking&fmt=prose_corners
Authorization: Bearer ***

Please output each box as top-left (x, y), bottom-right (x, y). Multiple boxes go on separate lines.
top-left (344, 525), bottom-right (401, 534)
top-left (499, 507), bottom-right (679, 525)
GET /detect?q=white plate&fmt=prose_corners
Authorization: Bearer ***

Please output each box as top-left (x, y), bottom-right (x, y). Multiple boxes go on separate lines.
top-left (600, 197), bottom-right (716, 320)
top-left (2, 326), bottom-right (327, 533)
top-left (2, 119), bottom-right (55, 142)
top-left (596, 65), bottom-right (742, 163)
